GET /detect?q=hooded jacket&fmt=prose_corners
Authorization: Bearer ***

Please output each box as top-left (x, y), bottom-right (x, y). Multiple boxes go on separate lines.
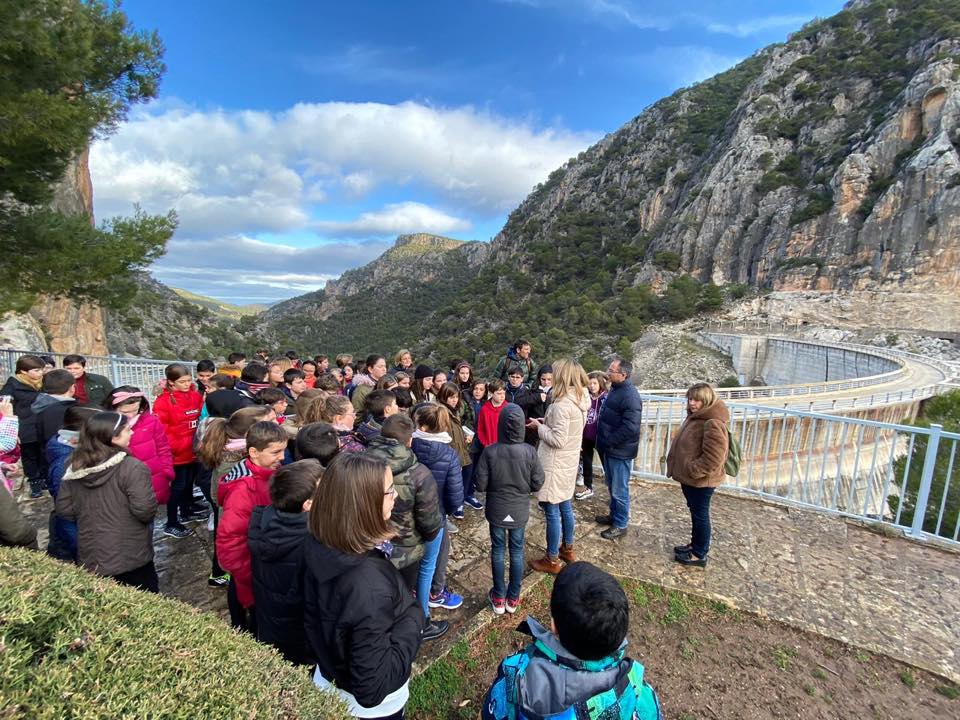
top-left (596, 379), bottom-right (643, 460)
top-left (152, 388), bottom-right (203, 465)
top-left (411, 432), bottom-right (463, 517)
top-left (666, 400), bottom-right (730, 488)
top-left (0, 376), bottom-right (40, 444)
top-left (583, 391), bottom-right (607, 442)
top-left (536, 392), bottom-right (590, 505)
top-left (126, 412), bottom-right (175, 504)
top-left (363, 436), bottom-right (442, 569)
top-left (55, 453), bottom-right (157, 576)
top-left (474, 404), bottom-right (545, 529)
top-left (30, 394), bottom-right (75, 448)
top-left (45, 434), bottom-right (77, 561)
top-left (302, 537), bottom-right (424, 709)
top-left (248, 504), bottom-right (313, 665)
top-left (217, 458), bottom-right (275, 608)
top-left (482, 617), bottom-right (662, 720)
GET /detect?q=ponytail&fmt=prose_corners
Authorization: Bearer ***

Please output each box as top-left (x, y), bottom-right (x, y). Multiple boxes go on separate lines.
top-left (198, 418), bottom-right (229, 469)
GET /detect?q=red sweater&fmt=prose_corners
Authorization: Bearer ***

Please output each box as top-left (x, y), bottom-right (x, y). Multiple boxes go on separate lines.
top-left (152, 387), bottom-right (203, 465)
top-left (477, 401), bottom-right (506, 447)
top-left (216, 458), bottom-right (274, 608)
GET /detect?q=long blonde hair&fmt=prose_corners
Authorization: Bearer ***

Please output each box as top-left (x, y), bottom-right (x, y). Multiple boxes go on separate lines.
top-left (551, 358), bottom-right (589, 405)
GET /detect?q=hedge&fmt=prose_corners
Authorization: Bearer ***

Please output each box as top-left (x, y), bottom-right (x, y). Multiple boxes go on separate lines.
top-left (0, 547), bottom-right (345, 719)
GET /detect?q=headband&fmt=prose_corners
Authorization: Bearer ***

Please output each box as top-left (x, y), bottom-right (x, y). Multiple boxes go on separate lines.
top-left (112, 412), bottom-right (124, 434)
top-left (112, 391), bottom-right (145, 405)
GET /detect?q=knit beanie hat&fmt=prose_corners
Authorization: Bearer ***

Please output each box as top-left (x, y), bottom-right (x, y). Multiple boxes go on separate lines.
top-left (414, 364), bottom-right (434, 380)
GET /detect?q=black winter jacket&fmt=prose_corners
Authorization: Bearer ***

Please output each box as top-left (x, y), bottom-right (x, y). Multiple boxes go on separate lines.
top-left (411, 435), bottom-right (464, 516)
top-left (1, 377), bottom-right (40, 444)
top-left (596, 379), bottom-right (643, 460)
top-left (302, 537), bottom-right (425, 708)
top-left (474, 404), bottom-right (545, 528)
top-left (248, 505), bottom-right (313, 665)
top-left (204, 387), bottom-right (257, 418)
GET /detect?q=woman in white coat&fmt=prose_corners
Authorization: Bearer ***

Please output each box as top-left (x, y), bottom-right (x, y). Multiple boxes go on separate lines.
top-left (526, 358), bottom-right (590, 574)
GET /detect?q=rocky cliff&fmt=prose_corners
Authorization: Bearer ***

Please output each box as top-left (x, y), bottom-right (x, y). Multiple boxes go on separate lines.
top-left (262, 233), bottom-right (487, 355)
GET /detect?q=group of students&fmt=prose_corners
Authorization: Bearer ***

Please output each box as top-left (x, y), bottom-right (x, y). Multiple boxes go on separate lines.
top-left (0, 341), bottom-right (749, 719)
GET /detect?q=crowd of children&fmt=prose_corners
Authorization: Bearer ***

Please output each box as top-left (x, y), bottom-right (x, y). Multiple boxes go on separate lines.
top-left (0, 346), bottom-right (660, 719)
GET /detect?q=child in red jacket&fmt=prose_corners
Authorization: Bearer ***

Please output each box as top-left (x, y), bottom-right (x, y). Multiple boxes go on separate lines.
top-left (106, 386), bottom-right (174, 505)
top-left (469, 379), bottom-right (508, 511)
top-left (216, 420), bottom-right (288, 633)
top-left (152, 364), bottom-right (204, 538)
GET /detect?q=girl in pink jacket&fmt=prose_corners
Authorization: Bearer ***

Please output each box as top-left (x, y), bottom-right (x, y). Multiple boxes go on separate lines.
top-left (105, 386), bottom-right (174, 505)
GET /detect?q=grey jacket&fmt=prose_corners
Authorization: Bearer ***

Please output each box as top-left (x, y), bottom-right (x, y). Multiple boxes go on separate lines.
top-left (56, 453), bottom-right (157, 576)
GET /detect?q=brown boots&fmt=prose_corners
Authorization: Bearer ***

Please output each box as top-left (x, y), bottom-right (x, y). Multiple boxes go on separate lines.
top-left (529, 555), bottom-right (563, 574)
top-left (531, 544), bottom-right (576, 574)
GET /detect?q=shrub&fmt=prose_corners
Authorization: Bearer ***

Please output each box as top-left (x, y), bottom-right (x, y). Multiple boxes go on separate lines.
top-left (718, 375), bottom-right (741, 388)
top-left (0, 547), bottom-right (345, 719)
top-left (653, 250), bottom-right (682, 271)
top-left (726, 283), bottom-right (750, 299)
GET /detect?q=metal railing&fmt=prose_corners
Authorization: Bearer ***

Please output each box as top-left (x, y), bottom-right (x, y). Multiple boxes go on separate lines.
top-left (0, 349), bottom-right (196, 397)
top-left (633, 394), bottom-right (960, 546)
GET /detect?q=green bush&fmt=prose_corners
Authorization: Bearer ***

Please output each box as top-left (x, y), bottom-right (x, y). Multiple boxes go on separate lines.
top-left (0, 547), bottom-right (345, 719)
top-left (653, 250), bottom-right (682, 271)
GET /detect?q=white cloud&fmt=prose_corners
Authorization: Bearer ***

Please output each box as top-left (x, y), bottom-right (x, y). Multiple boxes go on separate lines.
top-left (629, 46), bottom-right (744, 87)
top-left (706, 14), bottom-right (812, 38)
top-left (313, 202), bottom-right (471, 237)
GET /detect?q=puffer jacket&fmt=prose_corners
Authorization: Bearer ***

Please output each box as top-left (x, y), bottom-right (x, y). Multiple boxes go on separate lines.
top-left (302, 538), bottom-right (424, 710)
top-left (596, 379), bottom-right (642, 460)
top-left (152, 387), bottom-right (203, 465)
top-left (363, 436), bottom-right (442, 570)
top-left (666, 400), bottom-right (730, 488)
top-left (411, 432), bottom-right (464, 517)
top-left (474, 404), bottom-right (544, 529)
top-left (249, 505), bottom-right (313, 665)
top-left (126, 411), bottom-right (175, 504)
top-left (45, 434), bottom-right (77, 561)
top-left (536, 392), bottom-right (590, 504)
top-left (55, 453), bottom-right (157, 576)
top-left (0, 376), bottom-right (40, 443)
top-left (216, 458), bottom-right (274, 608)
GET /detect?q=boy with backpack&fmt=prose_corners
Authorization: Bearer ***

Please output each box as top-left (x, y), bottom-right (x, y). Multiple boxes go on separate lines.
top-left (217, 421), bottom-right (289, 633)
top-left (248, 458), bottom-right (322, 666)
top-left (483, 561), bottom-right (662, 719)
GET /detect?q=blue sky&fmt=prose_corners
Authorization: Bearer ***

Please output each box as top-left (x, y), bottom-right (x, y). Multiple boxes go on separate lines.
top-left (91, 0), bottom-right (847, 304)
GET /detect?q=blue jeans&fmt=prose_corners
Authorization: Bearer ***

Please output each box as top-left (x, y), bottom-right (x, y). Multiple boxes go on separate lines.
top-left (681, 485), bottom-right (715, 558)
top-left (602, 455), bottom-right (632, 529)
top-left (540, 500), bottom-right (575, 557)
top-left (490, 525), bottom-right (525, 600)
top-left (417, 526), bottom-right (445, 618)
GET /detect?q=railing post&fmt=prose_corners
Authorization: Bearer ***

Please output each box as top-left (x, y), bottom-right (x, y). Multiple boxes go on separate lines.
top-left (910, 423), bottom-right (942, 538)
top-left (108, 354), bottom-right (121, 387)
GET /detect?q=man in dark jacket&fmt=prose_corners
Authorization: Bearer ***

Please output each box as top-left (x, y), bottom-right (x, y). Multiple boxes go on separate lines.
top-left (62, 354), bottom-right (113, 407)
top-left (595, 358), bottom-right (642, 540)
top-left (248, 459), bottom-right (321, 666)
top-left (474, 403), bottom-right (544, 612)
top-left (494, 340), bottom-right (536, 387)
top-left (31, 369), bottom-right (76, 448)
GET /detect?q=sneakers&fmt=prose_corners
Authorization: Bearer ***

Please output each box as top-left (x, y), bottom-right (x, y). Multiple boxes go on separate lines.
top-left (489, 589), bottom-right (505, 615)
top-left (600, 526), bottom-right (627, 541)
top-left (422, 619), bottom-right (449, 641)
top-left (163, 525), bottom-right (191, 539)
top-left (464, 496), bottom-right (484, 511)
top-left (505, 596), bottom-right (520, 614)
top-left (575, 488), bottom-right (594, 500)
top-left (429, 587), bottom-right (463, 610)
top-left (595, 514), bottom-right (613, 526)
top-left (446, 519), bottom-right (459, 535)
top-left (452, 506), bottom-right (465, 520)
top-left (208, 572), bottom-right (230, 587)
top-left (181, 510), bottom-right (209, 524)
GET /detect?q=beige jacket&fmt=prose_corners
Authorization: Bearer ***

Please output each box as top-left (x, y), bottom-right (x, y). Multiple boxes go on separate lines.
top-left (535, 392), bottom-right (590, 504)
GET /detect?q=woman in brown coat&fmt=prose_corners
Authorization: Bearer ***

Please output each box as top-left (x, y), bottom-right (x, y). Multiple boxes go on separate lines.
top-left (666, 383), bottom-right (729, 567)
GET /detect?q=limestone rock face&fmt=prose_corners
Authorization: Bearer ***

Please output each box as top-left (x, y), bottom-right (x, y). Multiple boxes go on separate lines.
top-left (489, 13), bottom-right (960, 299)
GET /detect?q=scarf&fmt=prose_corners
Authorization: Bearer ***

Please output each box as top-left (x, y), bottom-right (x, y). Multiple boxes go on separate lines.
top-left (15, 372), bottom-right (42, 391)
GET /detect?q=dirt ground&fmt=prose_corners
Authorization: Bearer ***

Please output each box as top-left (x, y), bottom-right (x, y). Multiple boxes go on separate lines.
top-left (408, 576), bottom-right (959, 720)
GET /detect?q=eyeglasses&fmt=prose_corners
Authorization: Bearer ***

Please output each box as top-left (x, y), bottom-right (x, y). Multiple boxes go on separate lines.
top-left (384, 485), bottom-right (397, 497)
